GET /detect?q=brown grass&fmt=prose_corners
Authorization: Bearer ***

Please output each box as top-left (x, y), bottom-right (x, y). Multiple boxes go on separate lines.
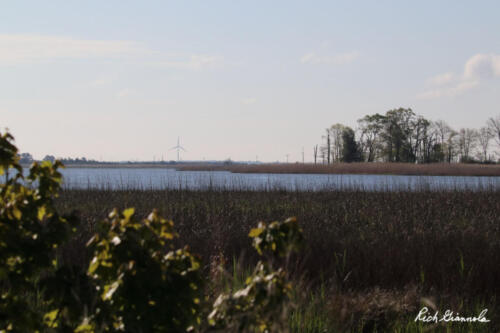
top-left (55, 187), bottom-right (500, 331)
top-left (177, 162), bottom-right (500, 176)
top-left (56, 187), bottom-right (500, 298)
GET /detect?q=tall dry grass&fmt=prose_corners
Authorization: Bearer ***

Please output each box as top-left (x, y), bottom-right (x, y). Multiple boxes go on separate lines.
top-left (56, 187), bottom-right (500, 297)
top-left (177, 162), bottom-right (500, 176)
top-left (53, 187), bottom-right (500, 331)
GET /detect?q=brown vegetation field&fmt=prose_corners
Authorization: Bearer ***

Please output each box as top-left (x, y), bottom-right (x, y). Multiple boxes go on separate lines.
top-left (55, 187), bottom-right (500, 331)
top-left (176, 162), bottom-right (500, 176)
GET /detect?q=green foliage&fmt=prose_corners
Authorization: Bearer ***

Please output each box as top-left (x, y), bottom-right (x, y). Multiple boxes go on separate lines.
top-left (0, 131), bottom-right (83, 331)
top-left (249, 217), bottom-right (304, 257)
top-left (208, 217), bottom-right (304, 332)
top-left (208, 263), bottom-right (291, 332)
top-left (341, 127), bottom-right (363, 163)
top-left (84, 208), bottom-right (203, 332)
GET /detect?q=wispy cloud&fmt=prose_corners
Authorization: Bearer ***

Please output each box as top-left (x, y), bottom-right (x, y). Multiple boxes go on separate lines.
top-left (241, 98), bottom-right (257, 105)
top-left (0, 34), bottom-right (149, 65)
top-left (151, 54), bottom-right (222, 70)
top-left (0, 34), bottom-right (221, 70)
top-left (418, 80), bottom-right (479, 99)
top-left (426, 72), bottom-right (455, 86)
top-left (300, 51), bottom-right (359, 66)
top-left (418, 53), bottom-right (500, 99)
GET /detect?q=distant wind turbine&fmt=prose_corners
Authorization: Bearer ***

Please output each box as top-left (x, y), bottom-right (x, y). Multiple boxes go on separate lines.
top-left (170, 137), bottom-right (187, 161)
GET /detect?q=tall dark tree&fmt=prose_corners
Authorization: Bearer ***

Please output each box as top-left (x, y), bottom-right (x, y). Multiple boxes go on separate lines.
top-left (381, 108), bottom-right (416, 162)
top-left (341, 127), bottom-right (363, 162)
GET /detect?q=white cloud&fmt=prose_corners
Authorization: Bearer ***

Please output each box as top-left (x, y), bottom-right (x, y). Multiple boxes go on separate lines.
top-left (0, 34), bottom-right (149, 65)
top-left (464, 53), bottom-right (500, 80)
top-left (418, 53), bottom-right (500, 100)
top-left (300, 51), bottom-right (359, 65)
top-left (418, 80), bottom-right (479, 99)
top-left (0, 34), bottom-right (221, 71)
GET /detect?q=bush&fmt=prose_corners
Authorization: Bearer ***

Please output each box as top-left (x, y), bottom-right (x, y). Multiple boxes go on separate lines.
top-left (0, 131), bottom-right (83, 331)
top-left (83, 208), bottom-right (203, 332)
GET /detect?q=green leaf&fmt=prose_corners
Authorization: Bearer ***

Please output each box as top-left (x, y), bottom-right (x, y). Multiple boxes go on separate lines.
top-left (248, 228), bottom-right (263, 238)
top-left (102, 280), bottom-right (120, 301)
top-left (75, 323), bottom-right (94, 332)
top-left (12, 207), bottom-right (22, 220)
top-left (44, 309), bottom-right (59, 328)
top-left (88, 257), bottom-right (99, 274)
top-left (123, 207), bottom-right (135, 220)
top-left (37, 206), bottom-right (46, 221)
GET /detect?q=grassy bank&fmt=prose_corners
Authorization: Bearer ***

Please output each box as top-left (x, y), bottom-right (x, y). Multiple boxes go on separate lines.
top-left (56, 187), bottom-right (500, 331)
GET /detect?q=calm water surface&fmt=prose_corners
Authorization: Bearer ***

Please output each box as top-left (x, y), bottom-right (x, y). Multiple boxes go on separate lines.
top-left (59, 168), bottom-right (500, 191)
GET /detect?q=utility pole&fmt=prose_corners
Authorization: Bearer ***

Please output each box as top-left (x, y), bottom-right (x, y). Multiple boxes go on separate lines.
top-left (327, 131), bottom-right (331, 164)
top-left (285, 154), bottom-right (289, 163)
top-left (302, 147), bottom-right (305, 163)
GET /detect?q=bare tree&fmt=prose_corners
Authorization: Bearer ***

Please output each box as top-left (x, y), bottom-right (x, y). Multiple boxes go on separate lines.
top-left (487, 114), bottom-right (500, 146)
top-left (433, 120), bottom-right (455, 162)
top-left (457, 128), bottom-right (478, 161)
top-left (313, 145), bottom-right (318, 164)
top-left (321, 129), bottom-right (332, 164)
top-left (326, 130), bottom-right (331, 164)
top-left (357, 114), bottom-right (384, 162)
top-left (320, 147), bottom-right (326, 164)
top-left (329, 124), bottom-right (345, 163)
top-left (477, 127), bottom-right (493, 161)
top-left (434, 120), bottom-right (450, 145)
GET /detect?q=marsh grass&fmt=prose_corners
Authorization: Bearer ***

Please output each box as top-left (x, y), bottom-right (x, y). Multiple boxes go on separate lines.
top-left (176, 162), bottom-right (500, 177)
top-left (54, 186), bottom-right (500, 331)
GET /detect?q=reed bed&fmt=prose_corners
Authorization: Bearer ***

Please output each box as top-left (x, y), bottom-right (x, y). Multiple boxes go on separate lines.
top-left (176, 162), bottom-right (500, 177)
top-left (55, 186), bottom-right (500, 330)
top-left (56, 187), bottom-right (500, 297)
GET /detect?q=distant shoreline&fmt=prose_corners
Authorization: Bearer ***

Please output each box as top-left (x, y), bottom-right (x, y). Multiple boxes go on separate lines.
top-left (36, 162), bottom-right (500, 177)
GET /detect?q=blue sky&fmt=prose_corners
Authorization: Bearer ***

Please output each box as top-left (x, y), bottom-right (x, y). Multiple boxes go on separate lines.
top-left (1, 1), bottom-right (500, 161)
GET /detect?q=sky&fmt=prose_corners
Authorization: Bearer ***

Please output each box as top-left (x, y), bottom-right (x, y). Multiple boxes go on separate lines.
top-left (1, 1), bottom-right (500, 162)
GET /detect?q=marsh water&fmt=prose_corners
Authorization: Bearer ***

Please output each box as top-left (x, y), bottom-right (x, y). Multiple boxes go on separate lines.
top-left (57, 167), bottom-right (500, 191)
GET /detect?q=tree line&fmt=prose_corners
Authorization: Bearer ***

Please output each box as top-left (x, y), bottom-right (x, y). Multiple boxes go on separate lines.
top-left (18, 153), bottom-right (100, 165)
top-left (314, 108), bottom-right (500, 164)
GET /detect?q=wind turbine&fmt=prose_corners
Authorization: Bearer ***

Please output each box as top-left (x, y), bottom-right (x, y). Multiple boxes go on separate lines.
top-left (170, 137), bottom-right (187, 161)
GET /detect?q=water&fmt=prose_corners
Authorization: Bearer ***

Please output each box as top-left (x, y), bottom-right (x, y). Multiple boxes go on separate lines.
top-left (57, 167), bottom-right (500, 191)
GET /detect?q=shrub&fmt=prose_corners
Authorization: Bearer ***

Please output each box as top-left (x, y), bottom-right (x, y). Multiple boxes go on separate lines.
top-left (0, 131), bottom-right (83, 331)
top-left (208, 218), bottom-right (303, 332)
top-left (83, 208), bottom-right (203, 332)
